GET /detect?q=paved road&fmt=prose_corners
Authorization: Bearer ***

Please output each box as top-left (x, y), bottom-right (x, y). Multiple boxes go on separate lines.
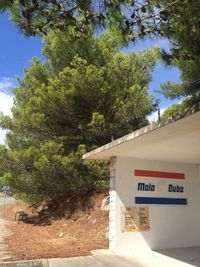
top-left (48, 255), bottom-right (143, 267)
top-left (0, 197), bottom-right (16, 205)
top-left (0, 252), bottom-right (195, 267)
top-left (0, 204), bottom-right (12, 262)
top-left (0, 255), bottom-right (143, 267)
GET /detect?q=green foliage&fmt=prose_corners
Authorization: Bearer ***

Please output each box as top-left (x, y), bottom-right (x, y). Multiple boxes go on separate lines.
top-left (0, 31), bottom-right (158, 202)
top-left (42, 29), bottom-right (124, 73)
top-left (0, 0), bottom-right (128, 36)
top-left (161, 96), bottom-right (200, 121)
top-left (93, 180), bottom-right (109, 192)
top-left (2, 0), bottom-right (200, 104)
top-left (161, 104), bottom-right (183, 121)
top-left (156, 0), bottom-right (200, 103)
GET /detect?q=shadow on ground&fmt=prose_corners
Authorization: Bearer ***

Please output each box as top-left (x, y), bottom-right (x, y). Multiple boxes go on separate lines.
top-left (156, 246), bottom-right (200, 267)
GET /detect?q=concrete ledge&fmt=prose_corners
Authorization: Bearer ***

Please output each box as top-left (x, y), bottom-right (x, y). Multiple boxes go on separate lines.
top-left (90, 249), bottom-right (114, 255)
top-left (0, 259), bottom-right (48, 267)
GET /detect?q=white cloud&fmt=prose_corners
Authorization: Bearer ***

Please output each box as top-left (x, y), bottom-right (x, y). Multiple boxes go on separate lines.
top-left (0, 92), bottom-right (14, 144)
top-left (0, 77), bottom-right (17, 95)
top-left (0, 129), bottom-right (6, 145)
top-left (0, 92), bottom-right (14, 116)
top-left (0, 81), bottom-right (13, 90)
top-left (0, 77), bottom-right (15, 118)
top-left (148, 108), bottom-right (165, 123)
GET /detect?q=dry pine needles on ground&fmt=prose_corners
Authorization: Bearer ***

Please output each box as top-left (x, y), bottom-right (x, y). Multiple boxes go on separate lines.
top-left (0, 193), bottom-right (109, 261)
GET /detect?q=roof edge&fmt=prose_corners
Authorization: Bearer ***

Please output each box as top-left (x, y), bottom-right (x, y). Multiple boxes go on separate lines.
top-left (83, 108), bottom-right (200, 160)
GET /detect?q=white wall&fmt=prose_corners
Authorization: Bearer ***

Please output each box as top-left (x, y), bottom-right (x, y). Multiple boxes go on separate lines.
top-left (109, 157), bottom-right (200, 255)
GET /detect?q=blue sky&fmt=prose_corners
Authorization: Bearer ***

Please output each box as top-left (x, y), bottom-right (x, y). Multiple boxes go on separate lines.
top-left (0, 13), bottom-right (180, 143)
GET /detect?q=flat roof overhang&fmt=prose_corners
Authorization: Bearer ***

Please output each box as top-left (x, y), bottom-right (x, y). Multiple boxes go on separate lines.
top-left (83, 111), bottom-right (200, 164)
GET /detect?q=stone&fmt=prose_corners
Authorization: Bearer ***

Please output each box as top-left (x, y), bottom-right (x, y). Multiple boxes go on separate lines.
top-left (59, 232), bottom-right (64, 238)
top-left (101, 196), bottom-right (110, 211)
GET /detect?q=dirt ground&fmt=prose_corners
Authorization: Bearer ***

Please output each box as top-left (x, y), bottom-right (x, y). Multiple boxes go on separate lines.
top-left (0, 194), bottom-right (109, 262)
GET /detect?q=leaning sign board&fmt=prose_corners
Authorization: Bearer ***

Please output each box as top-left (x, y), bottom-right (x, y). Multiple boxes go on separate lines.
top-left (134, 169), bottom-right (187, 205)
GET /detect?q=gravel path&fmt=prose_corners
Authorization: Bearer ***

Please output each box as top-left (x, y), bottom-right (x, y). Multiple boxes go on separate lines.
top-left (0, 205), bottom-right (12, 261)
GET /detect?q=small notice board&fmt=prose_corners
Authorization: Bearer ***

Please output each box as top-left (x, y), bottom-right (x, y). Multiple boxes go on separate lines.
top-left (121, 206), bottom-right (150, 232)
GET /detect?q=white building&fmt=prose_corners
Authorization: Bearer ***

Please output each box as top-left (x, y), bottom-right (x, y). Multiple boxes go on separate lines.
top-left (83, 110), bottom-right (200, 256)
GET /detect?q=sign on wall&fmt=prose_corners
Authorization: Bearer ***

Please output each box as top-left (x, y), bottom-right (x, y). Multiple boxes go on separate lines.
top-left (134, 169), bottom-right (187, 205)
top-left (121, 206), bottom-right (150, 232)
